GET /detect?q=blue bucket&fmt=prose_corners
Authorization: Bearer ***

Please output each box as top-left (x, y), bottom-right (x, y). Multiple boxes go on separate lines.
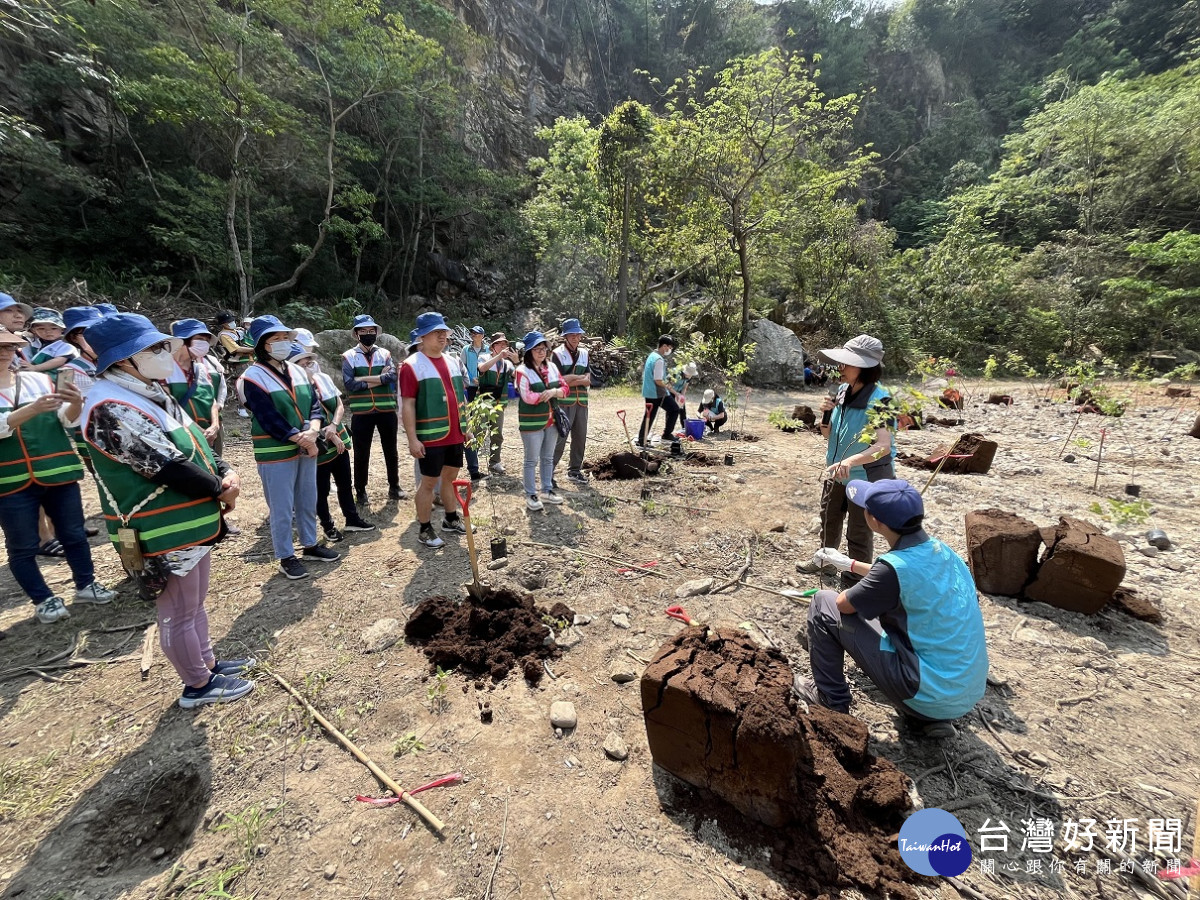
top-left (685, 418), bottom-right (705, 441)
top-left (507, 382), bottom-right (517, 399)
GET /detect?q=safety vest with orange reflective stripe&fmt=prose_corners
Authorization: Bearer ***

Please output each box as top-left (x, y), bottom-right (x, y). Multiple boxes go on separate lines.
top-left (0, 372), bottom-right (84, 496)
top-left (240, 361), bottom-right (317, 463)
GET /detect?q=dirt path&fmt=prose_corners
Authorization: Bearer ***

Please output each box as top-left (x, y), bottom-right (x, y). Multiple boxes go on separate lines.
top-left (1, 380), bottom-right (1198, 900)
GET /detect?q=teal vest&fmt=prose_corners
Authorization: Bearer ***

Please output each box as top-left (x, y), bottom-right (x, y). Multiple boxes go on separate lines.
top-left (826, 383), bottom-right (897, 482)
top-left (641, 351), bottom-right (663, 400)
top-left (881, 539), bottom-right (988, 720)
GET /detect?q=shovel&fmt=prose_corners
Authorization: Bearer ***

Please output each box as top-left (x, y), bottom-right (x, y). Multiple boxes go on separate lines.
top-left (452, 478), bottom-right (485, 599)
top-left (616, 409), bottom-right (636, 454)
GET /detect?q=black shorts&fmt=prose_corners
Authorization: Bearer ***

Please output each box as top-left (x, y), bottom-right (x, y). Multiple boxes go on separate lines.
top-left (417, 442), bottom-right (464, 478)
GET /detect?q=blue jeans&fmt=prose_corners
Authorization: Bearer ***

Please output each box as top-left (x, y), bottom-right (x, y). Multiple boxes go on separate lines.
top-left (258, 454), bottom-right (318, 559)
top-left (0, 481), bottom-right (94, 604)
top-left (520, 426), bottom-right (557, 496)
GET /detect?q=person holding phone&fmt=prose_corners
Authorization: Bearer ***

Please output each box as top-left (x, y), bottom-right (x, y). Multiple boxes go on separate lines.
top-left (167, 319), bottom-right (226, 454)
top-left (0, 326), bottom-right (115, 624)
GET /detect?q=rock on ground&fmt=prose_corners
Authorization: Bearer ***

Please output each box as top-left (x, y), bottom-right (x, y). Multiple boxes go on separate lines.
top-left (549, 700), bottom-right (577, 729)
top-left (360, 618), bottom-right (403, 653)
top-left (744, 320), bottom-right (805, 388)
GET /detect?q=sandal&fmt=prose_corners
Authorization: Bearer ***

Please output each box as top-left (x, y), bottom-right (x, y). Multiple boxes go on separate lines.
top-left (37, 539), bottom-right (65, 557)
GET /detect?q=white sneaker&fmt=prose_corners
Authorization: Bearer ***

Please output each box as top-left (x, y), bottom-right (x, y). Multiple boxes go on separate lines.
top-left (541, 491), bottom-right (564, 505)
top-left (526, 494), bottom-right (544, 511)
top-left (238, 409), bottom-right (250, 418)
top-left (35, 597), bottom-right (71, 624)
top-left (649, 435), bottom-right (663, 445)
top-left (74, 582), bottom-right (116, 604)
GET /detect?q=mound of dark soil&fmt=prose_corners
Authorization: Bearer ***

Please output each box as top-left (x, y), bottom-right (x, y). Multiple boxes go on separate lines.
top-left (728, 431), bottom-right (760, 442)
top-left (404, 588), bottom-right (562, 683)
top-left (585, 451), bottom-right (661, 480)
top-left (683, 452), bottom-right (719, 467)
top-left (642, 628), bottom-right (921, 899)
top-left (899, 432), bottom-right (998, 475)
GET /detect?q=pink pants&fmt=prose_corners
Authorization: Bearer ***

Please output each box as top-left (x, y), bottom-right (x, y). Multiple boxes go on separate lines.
top-left (157, 554), bottom-right (215, 686)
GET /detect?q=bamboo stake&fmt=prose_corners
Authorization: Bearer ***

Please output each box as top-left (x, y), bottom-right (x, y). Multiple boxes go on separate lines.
top-left (518, 540), bottom-right (673, 579)
top-left (139, 624), bottom-right (157, 680)
top-left (1092, 427), bottom-right (1107, 492)
top-left (269, 671), bottom-right (446, 835)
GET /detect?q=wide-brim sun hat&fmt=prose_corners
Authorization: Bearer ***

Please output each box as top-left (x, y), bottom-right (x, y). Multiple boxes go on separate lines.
top-left (0, 293), bottom-right (34, 320)
top-left (407, 328), bottom-right (420, 352)
top-left (561, 318), bottom-right (585, 336)
top-left (683, 361), bottom-right (699, 378)
top-left (0, 326), bottom-right (28, 346)
top-left (88, 313), bottom-right (181, 373)
top-left (352, 314), bottom-right (379, 332)
top-left (94, 303), bottom-right (119, 316)
top-left (294, 327), bottom-right (319, 351)
top-left (248, 315), bottom-right (296, 347)
top-left (818, 334), bottom-right (884, 368)
top-left (63, 306), bottom-right (106, 335)
top-left (521, 331), bottom-right (548, 350)
top-left (171, 318), bottom-right (215, 341)
top-left (29, 307), bottom-right (65, 328)
top-left (414, 312), bottom-right (452, 338)
top-left (488, 331), bottom-right (509, 347)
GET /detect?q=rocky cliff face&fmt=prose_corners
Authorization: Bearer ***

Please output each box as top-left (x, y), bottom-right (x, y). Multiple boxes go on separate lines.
top-left (450, 0), bottom-right (600, 166)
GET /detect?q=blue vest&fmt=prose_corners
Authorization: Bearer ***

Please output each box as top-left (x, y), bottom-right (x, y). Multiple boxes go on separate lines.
top-left (462, 344), bottom-right (483, 386)
top-left (881, 539), bottom-right (988, 720)
top-left (642, 351), bottom-right (664, 400)
top-left (826, 383), bottom-right (897, 481)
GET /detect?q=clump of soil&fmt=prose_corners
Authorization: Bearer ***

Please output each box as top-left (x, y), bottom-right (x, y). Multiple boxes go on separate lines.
top-left (728, 431), bottom-right (760, 442)
top-left (899, 432), bottom-right (998, 475)
top-left (404, 587), bottom-right (562, 683)
top-left (641, 628), bottom-right (921, 899)
top-left (683, 451), bottom-right (719, 467)
top-left (585, 451), bottom-right (661, 480)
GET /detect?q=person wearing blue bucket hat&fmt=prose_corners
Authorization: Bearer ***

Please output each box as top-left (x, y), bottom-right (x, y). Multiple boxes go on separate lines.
top-left (239, 315), bottom-right (339, 579)
top-left (341, 313), bottom-right (404, 504)
top-left (0, 292), bottom-right (34, 334)
top-left (459, 324), bottom-right (489, 482)
top-left (82, 313), bottom-right (254, 708)
top-left (166, 319), bottom-right (226, 455)
top-left (58, 306), bottom-right (114, 469)
top-left (399, 312), bottom-right (472, 547)
top-left (794, 478), bottom-right (988, 739)
top-left (0, 324), bottom-right (116, 626)
top-left (551, 318), bottom-right (591, 485)
top-left (513, 331), bottom-right (567, 511)
top-left (25, 308), bottom-right (77, 375)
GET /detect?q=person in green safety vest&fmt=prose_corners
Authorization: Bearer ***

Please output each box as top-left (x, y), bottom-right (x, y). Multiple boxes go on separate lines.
top-left (0, 326), bottom-right (116, 625)
top-left (241, 315), bottom-right (341, 580)
top-left (167, 319), bottom-right (226, 454)
top-left (83, 313), bottom-right (254, 708)
top-left (551, 318), bottom-right (592, 485)
top-left (476, 331), bottom-right (517, 475)
top-left (399, 312), bottom-right (473, 548)
top-left (794, 479), bottom-right (988, 740)
top-left (340, 313), bottom-right (405, 503)
top-left (797, 334), bottom-right (896, 589)
top-left (514, 331), bottom-right (567, 511)
top-left (24, 308), bottom-right (77, 374)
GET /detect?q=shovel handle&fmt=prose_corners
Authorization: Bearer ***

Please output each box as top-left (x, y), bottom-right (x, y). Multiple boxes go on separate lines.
top-left (452, 478), bottom-right (472, 515)
top-left (666, 604), bottom-right (696, 626)
top-left (617, 409), bottom-right (626, 423)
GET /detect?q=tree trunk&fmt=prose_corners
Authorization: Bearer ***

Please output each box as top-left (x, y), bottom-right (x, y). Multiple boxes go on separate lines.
top-left (225, 128), bottom-right (250, 316)
top-left (736, 226), bottom-right (751, 348)
top-left (616, 178), bottom-right (631, 337)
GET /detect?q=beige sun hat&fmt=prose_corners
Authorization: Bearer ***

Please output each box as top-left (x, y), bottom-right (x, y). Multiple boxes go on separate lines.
top-left (818, 334), bottom-right (884, 368)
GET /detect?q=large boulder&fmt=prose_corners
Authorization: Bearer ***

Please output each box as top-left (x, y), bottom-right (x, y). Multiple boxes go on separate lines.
top-left (744, 319), bottom-right (806, 388)
top-left (1023, 516), bottom-right (1126, 615)
top-left (965, 509), bottom-right (1041, 596)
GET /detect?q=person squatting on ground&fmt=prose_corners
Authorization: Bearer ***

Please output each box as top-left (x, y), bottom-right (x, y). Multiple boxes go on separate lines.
top-left (400, 312), bottom-right (472, 549)
top-left (514, 331), bottom-right (566, 511)
top-left (81, 314), bottom-right (254, 708)
top-left (798, 334), bottom-right (896, 587)
top-left (476, 331), bottom-right (516, 475)
top-left (551, 318), bottom-right (591, 485)
top-left (240, 315), bottom-right (340, 581)
top-left (795, 479), bottom-right (988, 739)
top-left (341, 314), bottom-right (404, 503)
top-left (698, 389), bottom-right (727, 433)
top-left (460, 325), bottom-right (487, 481)
top-left (637, 334), bottom-right (681, 447)
top-left (0, 326), bottom-right (116, 624)
top-left (214, 311), bottom-right (254, 419)
top-left (167, 319), bottom-right (226, 455)
top-left (290, 331), bottom-right (375, 543)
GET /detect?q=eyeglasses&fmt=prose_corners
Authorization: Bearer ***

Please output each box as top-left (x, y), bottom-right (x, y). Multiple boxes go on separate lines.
top-left (141, 341), bottom-right (173, 355)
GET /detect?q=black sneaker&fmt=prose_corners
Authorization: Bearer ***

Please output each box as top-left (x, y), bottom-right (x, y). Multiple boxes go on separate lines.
top-left (179, 673), bottom-right (255, 709)
top-left (343, 518), bottom-right (376, 532)
top-left (212, 657), bottom-right (257, 676)
top-left (387, 486), bottom-right (406, 500)
top-left (418, 525), bottom-right (445, 548)
top-left (567, 471), bottom-right (589, 484)
top-left (470, 471), bottom-right (486, 482)
top-left (279, 556), bottom-right (309, 580)
top-left (302, 545), bottom-right (341, 562)
top-left (442, 515), bottom-right (469, 534)
top-left (323, 525), bottom-right (344, 543)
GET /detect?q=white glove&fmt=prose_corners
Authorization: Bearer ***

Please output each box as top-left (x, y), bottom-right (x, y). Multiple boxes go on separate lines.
top-left (815, 547), bottom-right (853, 572)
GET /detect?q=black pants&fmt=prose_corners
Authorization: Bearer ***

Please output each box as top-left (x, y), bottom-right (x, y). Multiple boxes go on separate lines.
top-left (317, 451), bottom-right (356, 528)
top-left (637, 398), bottom-right (662, 445)
top-left (351, 411), bottom-right (399, 493)
top-left (658, 394), bottom-right (682, 439)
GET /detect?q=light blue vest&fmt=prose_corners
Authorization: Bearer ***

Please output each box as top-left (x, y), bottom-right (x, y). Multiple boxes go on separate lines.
top-left (642, 351), bottom-right (664, 400)
top-left (826, 383), bottom-right (897, 481)
top-left (881, 539), bottom-right (988, 720)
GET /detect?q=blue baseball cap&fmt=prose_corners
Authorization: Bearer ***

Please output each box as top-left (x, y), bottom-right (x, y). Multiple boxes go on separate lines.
top-left (170, 318), bottom-right (214, 340)
top-left (89, 313), bottom-right (181, 373)
top-left (249, 315), bottom-right (295, 347)
top-left (0, 293), bottom-right (33, 320)
top-left (521, 330), bottom-right (548, 350)
top-left (29, 307), bottom-right (65, 328)
top-left (63, 306), bottom-right (106, 335)
top-left (469, 325), bottom-right (486, 335)
top-left (414, 312), bottom-right (452, 338)
top-left (352, 314), bottom-right (379, 332)
top-left (845, 478), bottom-right (924, 531)
top-left (561, 318), bottom-right (585, 336)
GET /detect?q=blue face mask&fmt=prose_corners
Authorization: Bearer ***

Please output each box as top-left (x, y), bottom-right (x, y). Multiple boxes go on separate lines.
top-left (268, 341), bottom-right (292, 361)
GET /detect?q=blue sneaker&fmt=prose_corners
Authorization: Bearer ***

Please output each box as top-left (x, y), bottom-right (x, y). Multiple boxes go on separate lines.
top-left (179, 673), bottom-right (255, 709)
top-left (212, 657), bottom-right (257, 676)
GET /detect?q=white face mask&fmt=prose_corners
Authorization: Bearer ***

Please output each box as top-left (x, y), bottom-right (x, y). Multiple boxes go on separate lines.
top-left (132, 347), bottom-right (174, 381)
top-left (189, 340), bottom-right (211, 358)
top-left (268, 341), bottom-right (292, 361)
